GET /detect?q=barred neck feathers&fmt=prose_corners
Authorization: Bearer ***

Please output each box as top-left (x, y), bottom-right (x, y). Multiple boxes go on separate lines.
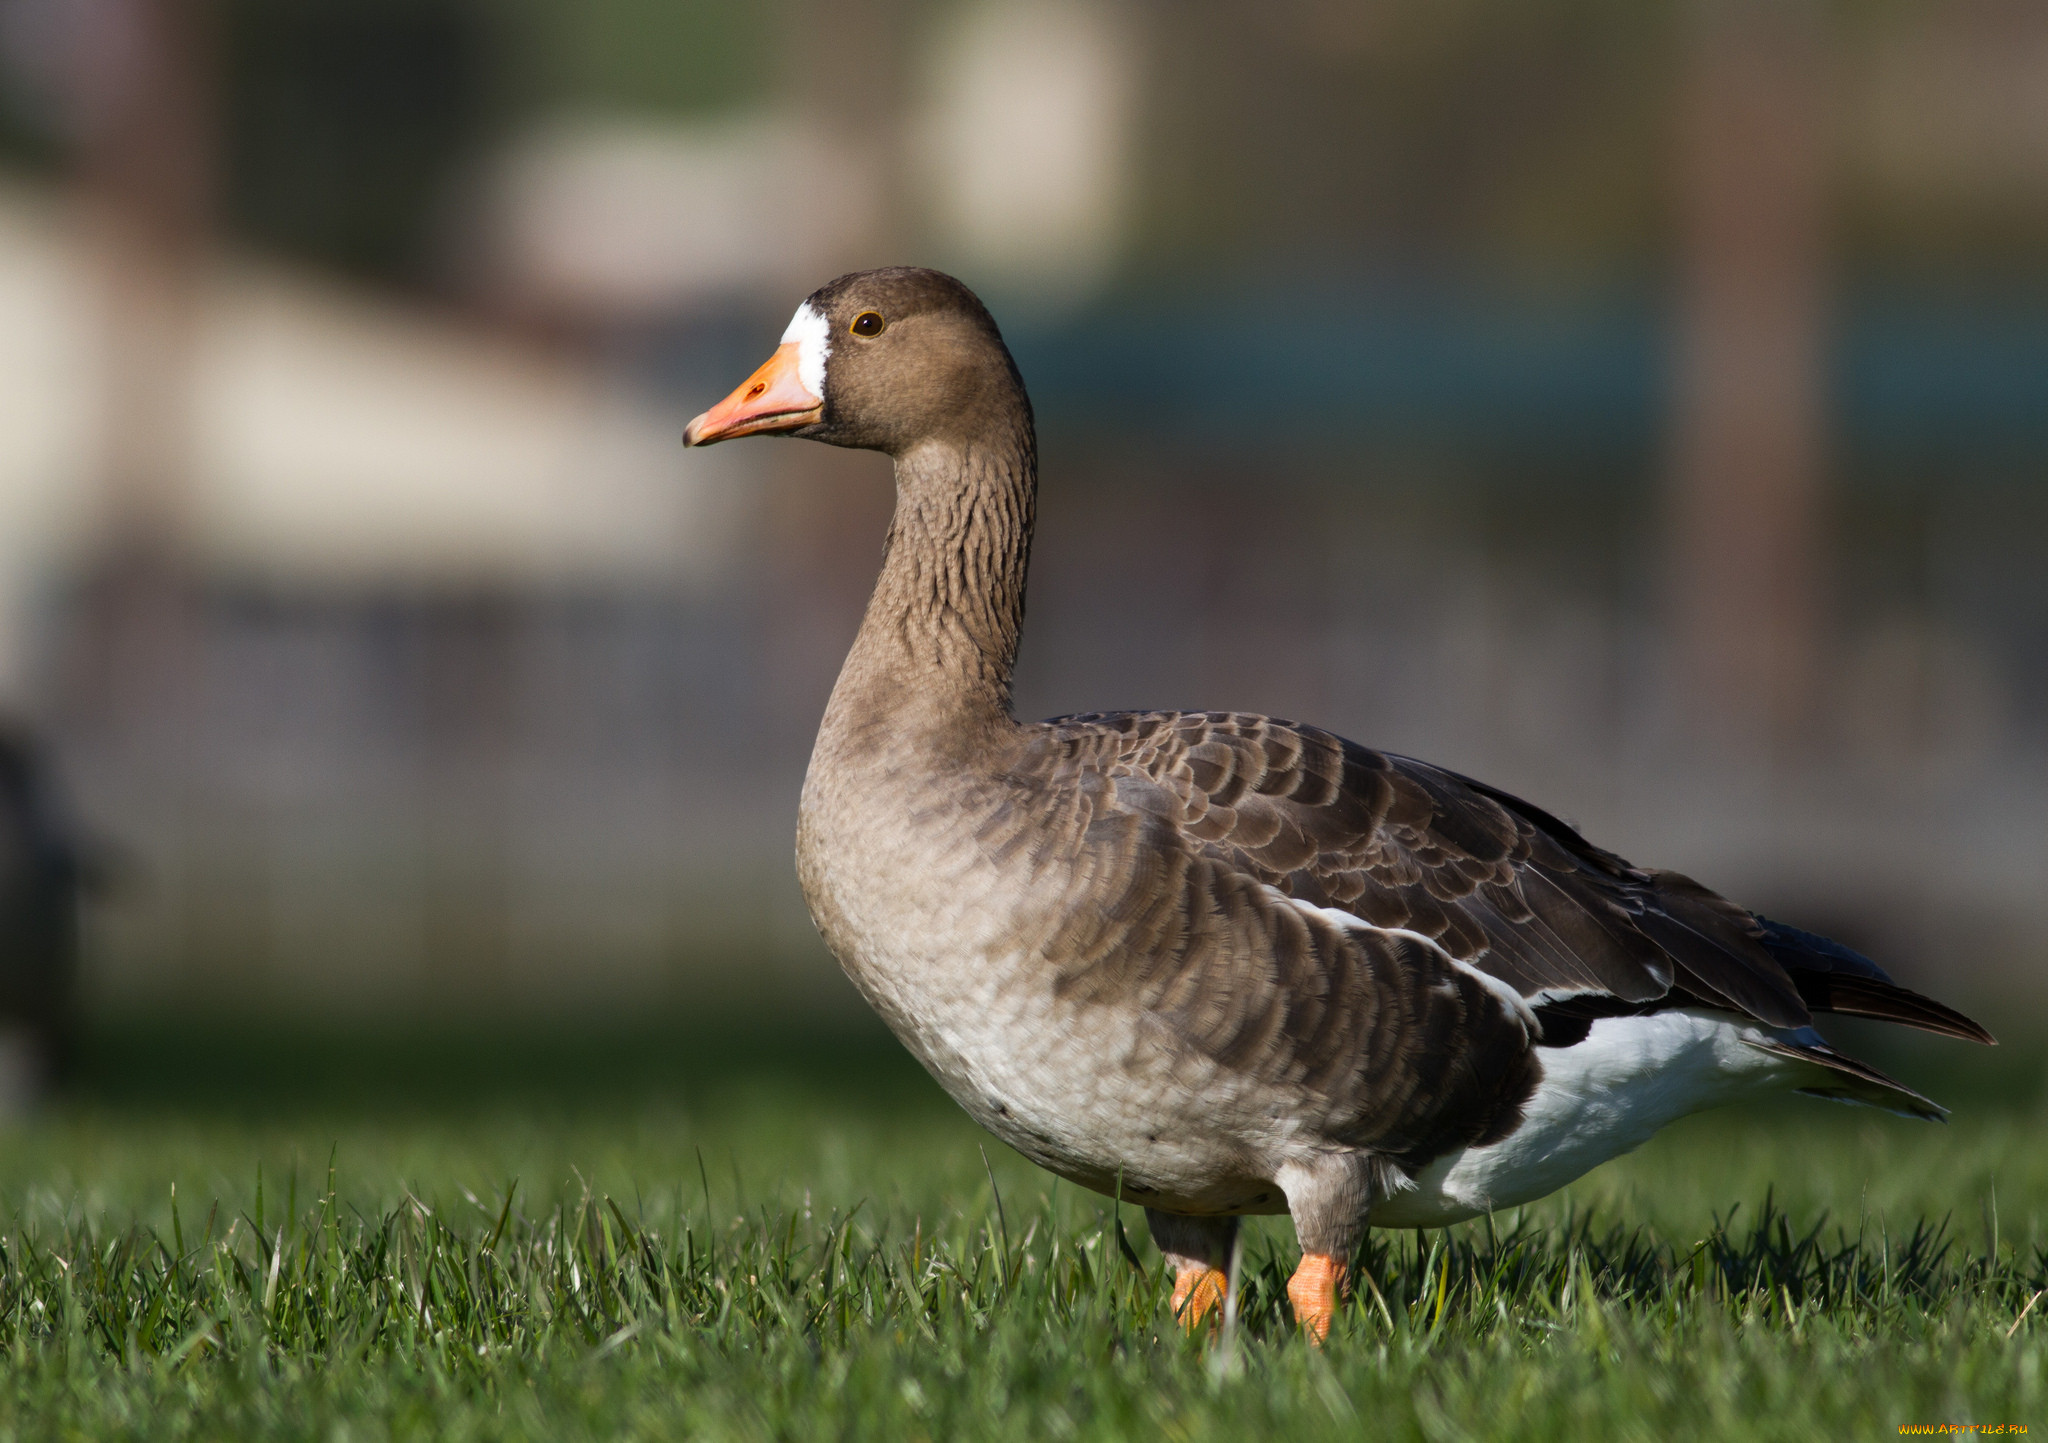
top-left (831, 414), bottom-right (1037, 743)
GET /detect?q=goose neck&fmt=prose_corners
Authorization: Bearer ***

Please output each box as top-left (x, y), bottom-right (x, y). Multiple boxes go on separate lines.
top-left (829, 428), bottom-right (1036, 738)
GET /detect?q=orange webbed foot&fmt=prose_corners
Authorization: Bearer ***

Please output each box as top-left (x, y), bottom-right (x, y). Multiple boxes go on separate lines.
top-left (1170, 1263), bottom-right (1228, 1330)
top-left (1286, 1251), bottom-right (1348, 1343)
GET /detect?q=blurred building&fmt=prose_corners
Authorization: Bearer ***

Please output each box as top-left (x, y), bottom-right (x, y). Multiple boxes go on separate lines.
top-left (0, 0), bottom-right (2040, 1021)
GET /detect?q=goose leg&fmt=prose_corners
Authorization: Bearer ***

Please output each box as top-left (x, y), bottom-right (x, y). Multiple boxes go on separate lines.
top-left (1286, 1251), bottom-right (1350, 1342)
top-left (1277, 1154), bottom-right (1380, 1343)
top-left (1145, 1210), bottom-right (1237, 1330)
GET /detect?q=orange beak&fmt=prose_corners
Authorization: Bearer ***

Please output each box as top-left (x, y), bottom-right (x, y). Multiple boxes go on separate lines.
top-left (683, 343), bottom-right (823, 446)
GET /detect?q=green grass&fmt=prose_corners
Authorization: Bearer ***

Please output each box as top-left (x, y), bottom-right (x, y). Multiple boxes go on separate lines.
top-left (1, 1015), bottom-right (2043, 1439)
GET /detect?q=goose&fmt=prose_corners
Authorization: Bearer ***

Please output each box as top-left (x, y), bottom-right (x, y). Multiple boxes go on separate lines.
top-left (683, 267), bottom-right (1993, 1341)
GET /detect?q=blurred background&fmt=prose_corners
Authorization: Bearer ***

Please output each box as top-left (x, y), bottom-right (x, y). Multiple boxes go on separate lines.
top-left (0, 0), bottom-right (2042, 1105)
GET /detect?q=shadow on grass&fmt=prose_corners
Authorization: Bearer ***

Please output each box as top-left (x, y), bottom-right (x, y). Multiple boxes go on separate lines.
top-left (68, 1006), bottom-right (942, 1119)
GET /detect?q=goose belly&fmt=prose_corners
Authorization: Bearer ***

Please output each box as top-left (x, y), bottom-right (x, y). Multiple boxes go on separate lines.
top-left (1371, 1008), bottom-right (1798, 1228)
top-left (856, 941), bottom-right (1291, 1213)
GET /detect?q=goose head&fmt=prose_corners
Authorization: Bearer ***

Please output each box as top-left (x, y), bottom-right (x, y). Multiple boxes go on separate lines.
top-left (683, 267), bottom-right (1027, 458)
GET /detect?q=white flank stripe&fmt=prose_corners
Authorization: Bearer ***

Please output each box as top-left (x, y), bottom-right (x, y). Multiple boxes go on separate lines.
top-left (1279, 893), bottom-right (1537, 1031)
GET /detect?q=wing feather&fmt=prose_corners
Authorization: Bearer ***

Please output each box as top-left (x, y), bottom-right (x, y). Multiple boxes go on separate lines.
top-left (1031, 709), bottom-right (1983, 1044)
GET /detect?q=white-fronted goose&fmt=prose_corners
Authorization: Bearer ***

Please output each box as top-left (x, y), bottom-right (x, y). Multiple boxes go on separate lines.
top-left (684, 268), bottom-right (1993, 1341)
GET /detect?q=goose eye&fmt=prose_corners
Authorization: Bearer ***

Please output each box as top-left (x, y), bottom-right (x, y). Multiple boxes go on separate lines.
top-left (850, 311), bottom-right (886, 338)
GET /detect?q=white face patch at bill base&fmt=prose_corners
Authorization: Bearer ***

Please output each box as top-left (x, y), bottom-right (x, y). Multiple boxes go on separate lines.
top-left (780, 301), bottom-right (831, 401)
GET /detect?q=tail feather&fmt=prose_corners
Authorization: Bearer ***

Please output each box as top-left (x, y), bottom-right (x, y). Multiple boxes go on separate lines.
top-left (1744, 1037), bottom-right (1947, 1122)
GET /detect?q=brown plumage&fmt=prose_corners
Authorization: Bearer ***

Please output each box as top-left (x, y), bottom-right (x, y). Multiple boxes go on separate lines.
top-left (684, 266), bottom-right (1993, 1341)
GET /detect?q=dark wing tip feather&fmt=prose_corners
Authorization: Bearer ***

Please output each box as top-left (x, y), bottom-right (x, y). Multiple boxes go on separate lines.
top-left (1758, 916), bottom-right (1996, 1045)
top-left (1797, 974), bottom-right (1998, 1045)
top-left (1755, 916), bottom-right (1890, 979)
